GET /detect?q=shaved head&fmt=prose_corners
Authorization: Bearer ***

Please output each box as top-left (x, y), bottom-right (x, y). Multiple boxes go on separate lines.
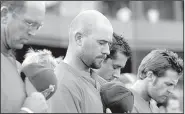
top-left (69, 10), bottom-right (113, 43)
top-left (66, 10), bottom-right (113, 70)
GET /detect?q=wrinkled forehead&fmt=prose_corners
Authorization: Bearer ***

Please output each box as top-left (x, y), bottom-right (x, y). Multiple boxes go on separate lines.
top-left (23, 1), bottom-right (45, 23)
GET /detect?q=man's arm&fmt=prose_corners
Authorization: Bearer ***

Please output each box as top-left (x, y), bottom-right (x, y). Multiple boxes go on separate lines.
top-left (50, 85), bottom-right (82, 113)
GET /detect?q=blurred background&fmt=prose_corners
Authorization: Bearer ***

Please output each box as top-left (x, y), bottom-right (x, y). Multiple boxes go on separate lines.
top-left (15, 1), bottom-right (183, 113)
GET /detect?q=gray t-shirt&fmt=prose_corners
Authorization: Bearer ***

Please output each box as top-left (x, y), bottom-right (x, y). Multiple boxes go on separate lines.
top-left (129, 88), bottom-right (152, 113)
top-left (49, 61), bottom-right (103, 113)
top-left (1, 53), bottom-right (26, 113)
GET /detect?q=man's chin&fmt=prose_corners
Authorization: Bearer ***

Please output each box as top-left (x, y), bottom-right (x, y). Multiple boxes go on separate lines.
top-left (92, 66), bottom-right (101, 69)
top-left (157, 98), bottom-right (167, 104)
top-left (14, 44), bottom-right (24, 50)
top-left (91, 63), bottom-right (102, 69)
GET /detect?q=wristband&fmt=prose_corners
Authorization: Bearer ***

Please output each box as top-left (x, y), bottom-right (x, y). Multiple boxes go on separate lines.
top-left (21, 107), bottom-right (34, 113)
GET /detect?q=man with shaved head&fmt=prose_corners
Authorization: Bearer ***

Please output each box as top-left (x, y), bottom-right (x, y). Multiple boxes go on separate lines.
top-left (1, 1), bottom-right (48, 113)
top-left (50, 10), bottom-right (113, 113)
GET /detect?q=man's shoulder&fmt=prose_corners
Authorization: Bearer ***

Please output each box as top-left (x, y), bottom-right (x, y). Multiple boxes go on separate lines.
top-left (55, 61), bottom-right (77, 80)
top-left (1, 53), bottom-right (21, 70)
top-left (55, 62), bottom-right (82, 89)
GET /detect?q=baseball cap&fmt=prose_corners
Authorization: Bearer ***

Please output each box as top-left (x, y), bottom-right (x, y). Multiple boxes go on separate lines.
top-left (21, 63), bottom-right (58, 100)
top-left (100, 81), bottom-right (134, 113)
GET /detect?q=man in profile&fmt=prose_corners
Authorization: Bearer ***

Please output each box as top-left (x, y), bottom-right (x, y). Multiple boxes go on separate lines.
top-left (96, 32), bottom-right (131, 84)
top-left (130, 49), bottom-right (183, 113)
top-left (50, 10), bottom-right (113, 113)
top-left (1, 1), bottom-right (48, 113)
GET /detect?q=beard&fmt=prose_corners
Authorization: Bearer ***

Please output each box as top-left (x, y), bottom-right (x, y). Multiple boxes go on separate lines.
top-left (81, 56), bottom-right (103, 69)
top-left (90, 60), bottom-right (102, 69)
top-left (80, 53), bottom-right (103, 69)
top-left (90, 54), bottom-right (106, 69)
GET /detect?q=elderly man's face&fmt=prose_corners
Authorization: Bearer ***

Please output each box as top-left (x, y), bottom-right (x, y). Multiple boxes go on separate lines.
top-left (2, 1), bottom-right (45, 49)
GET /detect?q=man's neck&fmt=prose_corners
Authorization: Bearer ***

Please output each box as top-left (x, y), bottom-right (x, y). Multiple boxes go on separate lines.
top-left (1, 25), bottom-right (10, 55)
top-left (95, 69), bottom-right (106, 80)
top-left (64, 49), bottom-right (90, 73)
top-left (131, 80), bottom-right (151, 102)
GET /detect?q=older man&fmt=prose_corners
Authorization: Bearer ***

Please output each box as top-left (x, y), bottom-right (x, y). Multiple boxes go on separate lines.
top-left (1, 1), bottom-right (48, 113)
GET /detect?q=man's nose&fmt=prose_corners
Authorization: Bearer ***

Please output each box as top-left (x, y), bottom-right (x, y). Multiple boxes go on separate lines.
top-left (112, 69), bottom-right (121, 79)
top-left (102, 43), bottom-right (110, 55)
top-left (167, 86), bottom-right (175, 94)
top-left (28, 30), bottom-right (36, 36)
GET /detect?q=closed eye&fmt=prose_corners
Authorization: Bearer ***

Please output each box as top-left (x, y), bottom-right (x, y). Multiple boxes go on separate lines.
top-left (165, 83), bottom-right (174, 86)
top-left (98, 40), bottom-right (107, 45)
top-left (24, 20), bottom-right (34, 26)
top-left (113, 65), bottom-right (121, 69)
top-left (24, 19), bottom-right (43, 30)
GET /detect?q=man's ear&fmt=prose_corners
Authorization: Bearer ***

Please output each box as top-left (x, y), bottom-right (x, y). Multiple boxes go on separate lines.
top-left (1, 6), bottom-right (9, 24)
top-left (75, 32), bottom-right (83, 46)
top-left (146, 71), bottom-right (154, 81)
top-left (146, 71), bottom-right (157, 85)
